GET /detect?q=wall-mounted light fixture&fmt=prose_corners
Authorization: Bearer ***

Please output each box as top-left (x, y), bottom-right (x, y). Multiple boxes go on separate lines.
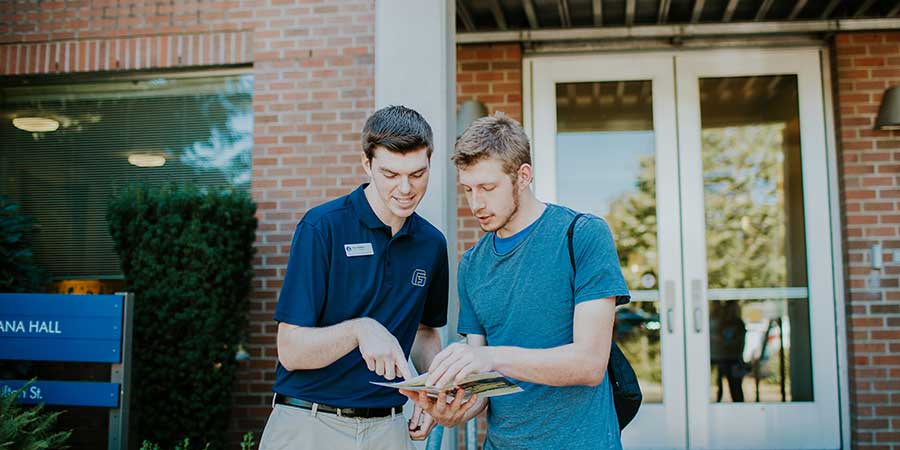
top-left (875, 86), bottom-right (900, 130)
top-left (13, 116), bottom-right (60, 133)
top-left (457, 100), bottom-right (488, 137)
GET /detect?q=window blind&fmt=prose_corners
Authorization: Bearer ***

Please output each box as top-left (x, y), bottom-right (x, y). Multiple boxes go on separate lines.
top-left (0, 70), bottom-right (253, 278)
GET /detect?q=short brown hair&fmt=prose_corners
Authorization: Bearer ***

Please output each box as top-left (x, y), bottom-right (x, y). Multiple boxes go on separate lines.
top-left (361, 105), bottom-right (433, 160)
top-left (451, 112), bottom-right (531, 176)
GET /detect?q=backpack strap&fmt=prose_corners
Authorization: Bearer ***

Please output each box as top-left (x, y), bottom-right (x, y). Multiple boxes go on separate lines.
top-left (567, 212), bottom-right (642, 430)
top-left (567, 213), bottom-right (589, 272)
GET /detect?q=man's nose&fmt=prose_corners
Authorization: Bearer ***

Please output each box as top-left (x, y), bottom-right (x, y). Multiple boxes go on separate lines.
top-left (398, 177), bottom-right (412, 194)
top-left (471, 193), bottom-right (485, 212)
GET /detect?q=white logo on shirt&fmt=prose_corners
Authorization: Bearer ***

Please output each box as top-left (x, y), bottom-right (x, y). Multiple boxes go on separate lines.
top-left (411, 269), bottom-right (427, 287)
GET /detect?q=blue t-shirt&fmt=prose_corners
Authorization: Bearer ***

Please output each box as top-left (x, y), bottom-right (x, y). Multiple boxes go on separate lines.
top-left (273, 184), bottom-right (449, 408)
top-left (493, 217), bottom-right (539, 254)
top-left (458, 204), bottom-right (630, 450)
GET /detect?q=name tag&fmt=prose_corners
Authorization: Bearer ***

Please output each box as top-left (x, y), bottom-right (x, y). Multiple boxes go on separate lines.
top-left (344, 243), bottom-right (374, 257)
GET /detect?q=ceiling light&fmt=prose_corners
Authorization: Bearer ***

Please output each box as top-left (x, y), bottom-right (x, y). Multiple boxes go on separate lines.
top-left (13, 117), bottom-right (60, 132)
top-left (128, 154), bottom-right (166, 168)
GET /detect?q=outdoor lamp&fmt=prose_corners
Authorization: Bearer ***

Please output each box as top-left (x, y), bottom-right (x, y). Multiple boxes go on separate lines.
top-left (12, 116), bottom-right (60, 132)
top-left (875, 86), bottom-right (900, 130)
top-left (457, 100), bottom-right (487, 137)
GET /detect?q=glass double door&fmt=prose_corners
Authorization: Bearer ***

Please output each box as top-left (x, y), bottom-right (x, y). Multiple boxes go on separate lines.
top-left (528, 48), bottom-right (841, 449)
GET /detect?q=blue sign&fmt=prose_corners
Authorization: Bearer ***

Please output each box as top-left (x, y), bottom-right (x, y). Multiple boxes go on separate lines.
top-left (0, 294), bottom-right (124, 363)
top-left (0, 379), bottom-right (120, 407)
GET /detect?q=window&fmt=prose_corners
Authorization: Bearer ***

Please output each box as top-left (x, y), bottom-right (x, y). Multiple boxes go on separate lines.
top-left (1, 70), bottom-right (253, 279)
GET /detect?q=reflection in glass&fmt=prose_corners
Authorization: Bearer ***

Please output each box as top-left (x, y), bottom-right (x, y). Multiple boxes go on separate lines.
top-left (616, 301), bottom-right (662, 403)
top-left (699, 75), bottom-right (813, 403)
top-left (709, 298), bottom-right (809, 403)
top-left (555, 80), bottom-right (662, 402)
top-left (710, 300), bottom-right (748, 402)
top-left (555, 80), bottom-right (657, 291)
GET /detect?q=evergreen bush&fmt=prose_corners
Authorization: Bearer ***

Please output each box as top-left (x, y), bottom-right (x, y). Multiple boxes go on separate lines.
top-left (108, 184), bottom-right (257, 449)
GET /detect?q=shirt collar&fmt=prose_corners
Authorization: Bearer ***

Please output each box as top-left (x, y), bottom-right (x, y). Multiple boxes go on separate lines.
top-left (349, 183), bottom-right (417, 237)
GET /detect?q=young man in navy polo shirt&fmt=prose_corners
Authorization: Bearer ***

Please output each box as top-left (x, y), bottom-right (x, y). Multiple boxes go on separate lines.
top-left (259, 106), bottom-right (448, 450)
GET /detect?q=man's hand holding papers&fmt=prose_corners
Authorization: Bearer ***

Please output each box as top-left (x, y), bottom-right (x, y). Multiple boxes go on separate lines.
top-left (395, 340), bottom-right (522, 429)
top-left (387, 371), bottom-right (521, 429)
top-left (373, 371), bottom-right (522, 400)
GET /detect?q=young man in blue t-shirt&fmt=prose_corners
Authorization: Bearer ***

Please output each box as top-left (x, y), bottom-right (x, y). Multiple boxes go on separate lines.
top-left (259, 106), bottom-right (448, 450)
top-left (403, 113), bottom-right (630, 449)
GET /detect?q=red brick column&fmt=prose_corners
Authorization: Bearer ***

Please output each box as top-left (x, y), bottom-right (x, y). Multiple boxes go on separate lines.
top-left (834, 31), bottom-right (900, 450)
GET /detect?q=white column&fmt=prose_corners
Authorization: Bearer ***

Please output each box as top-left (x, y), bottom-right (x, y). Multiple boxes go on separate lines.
top-left (375, 2), bottom-right (457, 448)
top-left (375, 0), bottom-right (456, 238)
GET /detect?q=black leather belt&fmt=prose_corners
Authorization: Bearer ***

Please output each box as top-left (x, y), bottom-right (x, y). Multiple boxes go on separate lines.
top-left (273, 393), bottom-right (398, 418)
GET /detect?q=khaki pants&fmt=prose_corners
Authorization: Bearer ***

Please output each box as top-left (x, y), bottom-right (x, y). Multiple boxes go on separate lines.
top-left (259, 404), bottom-right (417, 450)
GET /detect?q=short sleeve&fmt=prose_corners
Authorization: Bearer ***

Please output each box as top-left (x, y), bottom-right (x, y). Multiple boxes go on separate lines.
top-left (421, 240), bottom-right (449, 328)
top-left (456, 253), bottom-right (485, 335)
top-left (274, 221), bottom-right (330, 326)
top-left (572, 216), bottom-right (631, 306)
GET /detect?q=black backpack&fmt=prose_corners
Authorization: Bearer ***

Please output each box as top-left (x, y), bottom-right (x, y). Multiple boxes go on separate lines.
top-left (567, 213), bottom-right (643, 430)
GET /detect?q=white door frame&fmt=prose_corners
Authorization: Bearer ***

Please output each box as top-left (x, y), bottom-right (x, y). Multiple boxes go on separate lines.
top-left (527, 52), bottom-right (687, 450)
top-left (676, 47), bottom-right (840, 450)
top-left (523, 47), bottom-right (849, 450)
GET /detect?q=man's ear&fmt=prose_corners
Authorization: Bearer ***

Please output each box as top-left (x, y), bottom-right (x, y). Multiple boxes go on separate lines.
top-left (517, 163), bottom-right (533, 190)
top-left (362, 152), bottom-right (373, 178)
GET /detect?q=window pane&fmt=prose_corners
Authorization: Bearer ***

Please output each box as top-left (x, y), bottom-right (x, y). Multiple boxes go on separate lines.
top-left (699, 75), bottom-right (813, 403)
top-left (1, 73), bottom-right (254, 277)
top-left (556, 80), bottom-right (662, 402)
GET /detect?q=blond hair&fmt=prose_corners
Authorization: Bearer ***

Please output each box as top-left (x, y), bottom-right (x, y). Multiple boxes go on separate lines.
top-left (451, 112), bottom-right (531, 176)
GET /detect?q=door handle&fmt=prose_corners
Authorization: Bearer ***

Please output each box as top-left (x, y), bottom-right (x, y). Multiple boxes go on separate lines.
top-left (691, 279), bottom-right (703, 333)
top-left (664, 280), bottom-right (675, 334)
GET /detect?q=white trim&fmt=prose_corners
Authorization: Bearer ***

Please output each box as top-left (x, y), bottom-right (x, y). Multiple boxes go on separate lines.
top-left (707, 287), bottom-right (809, 301)
top-left (523, 58), bottom-right (534, 166)
top-left (676, 48), bottom-right (840, 450)
top-left (820, 47), bottom-right (852, 450)
top-left (529, 52), bottom-right (687, 450)
top-left (458, 18), bottom-right (900, 44)
top-left (629, 290), bottom-right (660, 302)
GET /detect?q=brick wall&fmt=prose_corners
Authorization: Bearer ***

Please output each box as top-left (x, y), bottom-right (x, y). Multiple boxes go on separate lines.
top-left (454, 42), bottom-right (523, 449)
top-left (455, 43), bottom-right (523, 255)
top-left (0, 0), bottom-right (254, 73)
top-left (1, 0), bottom-right (374, 447)
top-left (834, 31), bottom-right (900, 450)
top-left (239, 0), bottom-right (374, 444)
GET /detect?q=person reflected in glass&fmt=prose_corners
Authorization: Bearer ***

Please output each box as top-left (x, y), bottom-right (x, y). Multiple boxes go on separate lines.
top-left (710, 301), bottom-right (747, 403)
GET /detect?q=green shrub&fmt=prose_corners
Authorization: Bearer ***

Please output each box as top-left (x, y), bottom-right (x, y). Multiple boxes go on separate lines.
top-left (0, 196), bottom-right (48, 293)
top-left (139, 432), bottom-right (255, 450)
top-left (107, 184), bottom-right (257, 449)
top-left (0, 380), bottom-right (71, 450)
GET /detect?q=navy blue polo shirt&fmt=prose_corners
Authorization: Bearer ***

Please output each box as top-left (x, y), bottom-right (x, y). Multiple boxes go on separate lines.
top-left (273, 183), bottom-right (448, 408)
